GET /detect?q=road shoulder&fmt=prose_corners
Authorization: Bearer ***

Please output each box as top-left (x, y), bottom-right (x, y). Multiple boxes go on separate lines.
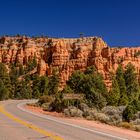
top-left (22, 103), bottom-right (140, 140)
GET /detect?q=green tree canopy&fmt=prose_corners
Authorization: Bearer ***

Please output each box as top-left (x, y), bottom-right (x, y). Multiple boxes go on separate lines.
top-left (107, 77), bottom-right (120, 106)
top-left (67, 66), bottom-right (108, 109)
top-left (26, 56), bottom-right (37, 72)
top-left (67, 70), bottom-right (85, 93)
top-left (15, 80), bottom-right (32, 99)
top-left (116, 65), bottom-right (128, 105)
top-left (0, 80), bottom-right (9, 100)
top-left (48, 70), bottom-right (60, 95)
top-left (39, 76), bottom-right (49, 96)
top-left (124, 63), bottom-right (140, 102)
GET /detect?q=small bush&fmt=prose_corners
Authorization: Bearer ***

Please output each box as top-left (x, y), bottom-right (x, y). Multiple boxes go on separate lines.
top-left (122, 104), bottom-right (136, 122)
top-left (134, 125), bottom-right (140, 132)
top-left (93, 113), bottom-right (110, 124)
top-left (86, 115), bottom-right (95, 120)
top-left (38, 95), bottom-right (54, 105)
top-left (103, 106), bottom-right (125, 115)
top-left (133, 111), bottom-right (140, 120)
top-left (101, 106), bottom-right (125, 125)
top-left (118, 122), bottom-right (133, 129)
top-left (78, 103), bottom-right (90, 112)
top-left (64, 106), bottom-right (83, 117)
top-left (102, 106), bottom-right (118, 115)
top-left (83, 109), bottom-right (97, 118)
top-left (131, 119), bottom-right (140, 125)
top-left (41, 103), bottom-right (51, 111)
top-left (50, 100), bottom-right (64, 112)
top-left (118, 106), bottom-right (126, 114)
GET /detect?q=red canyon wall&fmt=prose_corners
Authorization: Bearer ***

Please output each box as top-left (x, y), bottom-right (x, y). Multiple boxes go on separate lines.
top-left (1, 36), bottom-right (140, 88)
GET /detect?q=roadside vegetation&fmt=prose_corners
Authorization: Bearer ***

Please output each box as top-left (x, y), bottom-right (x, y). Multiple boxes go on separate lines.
top-left (0, 59), bottom-right (140, 131)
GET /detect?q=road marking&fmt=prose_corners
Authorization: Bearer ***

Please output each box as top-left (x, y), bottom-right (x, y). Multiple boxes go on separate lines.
top-left (18, 101), bottom-right (128, 140)
top-left (0, 105), bottom-right (64, 140)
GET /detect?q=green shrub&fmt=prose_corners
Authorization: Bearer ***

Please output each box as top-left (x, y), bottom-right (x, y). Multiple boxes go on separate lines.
top-left (107, 77), bottom-right (120, 106)
top-left (123, 104), bottom-right (136, 122)
top-left (61, 85), bottom-right (73, 93)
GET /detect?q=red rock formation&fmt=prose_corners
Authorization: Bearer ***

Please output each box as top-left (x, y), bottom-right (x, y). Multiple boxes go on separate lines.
top-left (1, 36), bottom-right (140, 88)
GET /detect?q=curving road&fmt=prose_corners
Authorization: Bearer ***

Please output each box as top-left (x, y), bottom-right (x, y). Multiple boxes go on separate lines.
top-left (0, 100), bottom-right (130, 140)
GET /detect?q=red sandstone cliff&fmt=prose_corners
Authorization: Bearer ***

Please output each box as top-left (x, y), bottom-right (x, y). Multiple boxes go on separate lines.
top-left (1, 36), bottom-right (140, 88)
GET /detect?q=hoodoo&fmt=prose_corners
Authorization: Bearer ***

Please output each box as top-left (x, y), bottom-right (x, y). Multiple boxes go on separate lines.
top-left (1, 36), bottom-right (140, 88)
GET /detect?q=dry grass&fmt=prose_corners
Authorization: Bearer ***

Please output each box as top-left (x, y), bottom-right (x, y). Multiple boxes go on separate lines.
top-left (118, 122), bottom-right (133, 129)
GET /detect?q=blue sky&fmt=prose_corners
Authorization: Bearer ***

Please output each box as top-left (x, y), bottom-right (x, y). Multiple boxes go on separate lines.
top-left (0, 0), bottom-right (140, 46)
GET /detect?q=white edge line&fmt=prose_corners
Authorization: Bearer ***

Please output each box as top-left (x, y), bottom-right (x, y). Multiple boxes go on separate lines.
top-left (17, 101), bottom-right (128, 140)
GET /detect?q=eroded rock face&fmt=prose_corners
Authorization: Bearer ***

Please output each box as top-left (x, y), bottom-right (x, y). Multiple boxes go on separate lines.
top-left (1, 36), bottom-right (140, 88)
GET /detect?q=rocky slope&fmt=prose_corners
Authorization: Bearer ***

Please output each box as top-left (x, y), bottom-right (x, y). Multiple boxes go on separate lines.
top-left (1, 36), bottom-right (140, 88)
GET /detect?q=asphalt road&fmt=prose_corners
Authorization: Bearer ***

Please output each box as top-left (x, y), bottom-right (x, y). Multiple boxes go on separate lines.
top-left (0, 100), bottom-right (128, 140)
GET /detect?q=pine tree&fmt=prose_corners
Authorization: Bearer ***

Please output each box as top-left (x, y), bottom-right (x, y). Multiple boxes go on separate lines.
top-left (61, 85), bottom-right (73, 93)
top-left (123, 101), bottom-right (138, 122)
top-left (107, 77), bottom-right (120, 106)
top-left (19, 64), bottom-right (24, 75)
top-left (48, 70), bottom-right (60, 95)
top-left (32, 88), bottom-right (40, 98)
top-left (67, 67), bottom-right (108, 109)
top-left (84, 66), bottom-right (108, 100)
top-left (116, 65), bottom-right (126, 93)
top-left (14, 81), bottom-right (21, 99)
top-left (40, 76), bottom-right (49, 96)
top-left (122, 104), bottom-right (135, 122)
top-left (86, 88), bottom-right (107, 109)
top-left (20, 80), bottom-right (32, 99)
top-left (0, 80), bottom-right (9, 100)
top-left (32, 74), bottom-right (41, 98)
top-left (116, 65), bottom-right (128, 105)
top-left (16, 80), bottom-right (32, 99)
top-left (67, 70), bottom-right (85, 93)
top-left (124, 63), bottom-right (140, 102)
top-left (0, 63), bottom-right (12, 98)
top-left (32, 55), bottom-right (37, 67)
top-left (26, 56), bottom-right (37, 72)
top-left (9, 64), bottom-right (20, 98)
top-left (0, 63), bottom-right (8, 77)
top-left (119, 94), bottom-right (129, 106)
